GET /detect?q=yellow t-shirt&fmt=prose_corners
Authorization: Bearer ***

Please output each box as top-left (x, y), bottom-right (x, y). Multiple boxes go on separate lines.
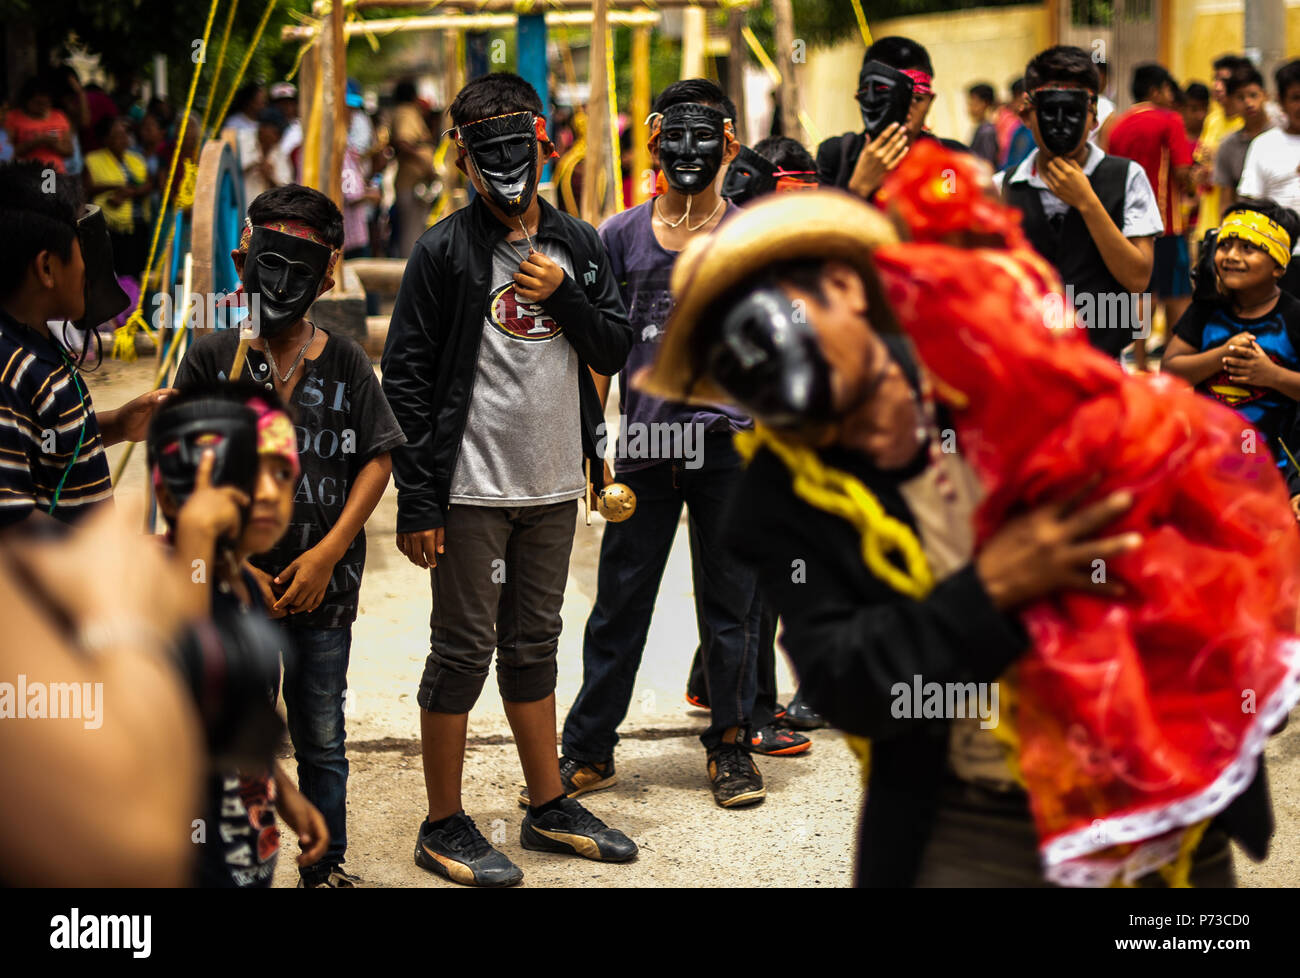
top-left (1195, 104), bottom-right (1243, 233)
top-left (85, 148), bottom-right (149, 233)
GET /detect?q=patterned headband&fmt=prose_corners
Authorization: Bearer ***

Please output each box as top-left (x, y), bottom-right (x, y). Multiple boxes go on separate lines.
top-left (901, 69), bottom-right (933, 97)
top-left (1219, 210), bottom-right (1293, 268)
top-left (446, 111), bottom-right (559, 161)
top-left (246, 396), bottom-right (301, 477)
top-left (238, 219), bottom-right (339, 273)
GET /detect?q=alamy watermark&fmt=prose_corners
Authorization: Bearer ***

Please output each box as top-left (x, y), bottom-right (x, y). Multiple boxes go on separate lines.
top-left (0, 675), bottom-right (102, 729)
top-left (596, 418), bottom-right (706, 469)
top-left (890, 675), bottom-right (1000, 729)
top-left (1042, 286), bottom-right (1153, 340)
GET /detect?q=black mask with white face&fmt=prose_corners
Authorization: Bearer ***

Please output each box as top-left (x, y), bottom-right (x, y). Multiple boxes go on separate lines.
top-left (74, 205), bottom-right (129, 333)
top-left (721, 145), bottom-right (778, 206)
top-left (856, 61), bottom-right (915, 141)
top-left (1034, 87), bottom-right (1091, 156)
top-left (242, 227), bottom-right (332, 339)
top-left (459, 111), bottom-right (540, 217)
top-left (657, 103), bottom-right (728, 195)
top-left (705, 286), bottom-right (835, 431)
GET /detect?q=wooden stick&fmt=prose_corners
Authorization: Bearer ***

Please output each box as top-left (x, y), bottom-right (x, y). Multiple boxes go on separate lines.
top-left (281, 9), bottom-right (661, 41)
top-left (582, 0), bottom-right (609, 226)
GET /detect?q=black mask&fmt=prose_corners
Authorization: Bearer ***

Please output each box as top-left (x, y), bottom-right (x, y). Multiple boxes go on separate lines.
top-left (721, 146), bottom-right (777, 206)
top-left (856, 61), bottom-right (914, 140)
top-left (147, 399), bottom-right (260, 521)
top-left (459, 111), bottom-right (540, 217)
top-left (705, 286), bottom-right (834, 430)
top-left (242, 226), bottom-right (332, 339)
top-left (1034, 88), bottom-right (1091, 157)
top-left (657, 103), bottom-right (728, 195)
top-left (74, 205), bottom-right (129, 333)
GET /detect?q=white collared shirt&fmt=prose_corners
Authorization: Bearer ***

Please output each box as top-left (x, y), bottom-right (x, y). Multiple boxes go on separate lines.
top-left (992, 143), bottom-right (1164, 237)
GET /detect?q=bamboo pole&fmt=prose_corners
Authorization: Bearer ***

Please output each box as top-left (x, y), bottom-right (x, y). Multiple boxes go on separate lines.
top-left (344, 0), bottom-right (740, 9)
top-left (301, 43), bottom-right (323, 189)
top-left (680, 6), bottom-right (705, 79)
top-left (329, 0), bottom-right (347, 209)
top-left (582, 0), bottom-right (610, 226)
top-left (631, 25), bottom-right (651, 204)
top-left (725, 6), bottom-right (747, 145)
top-left (280, 9), bottom-right (660, 41)
top-left (319, 11), bottom-right (338, 200)
top-left (772, 0), bottom-right (798, 139)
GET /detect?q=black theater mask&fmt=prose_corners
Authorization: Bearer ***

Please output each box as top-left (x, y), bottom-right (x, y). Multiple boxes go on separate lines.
top-left (704, 286), bottom-right (834, 431)
top-left (459, 111), bottom-right (540, 217)
top-left (1033, 87), bottom-right (1092, 157)
top-left (721, 146), bottom-right (778, 206)
top-left (74, 205), bottom-right (129, 333)
top-left (242, 227), bottom-right (332, 339)
top-left (856, 61), bottom-right (914, 141)
top-left (147, 400), bottom-right (260, 525)
top-left (656, 103), bottom-right (728, 195)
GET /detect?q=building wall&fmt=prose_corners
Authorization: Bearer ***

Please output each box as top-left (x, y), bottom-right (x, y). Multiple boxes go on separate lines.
top-left (800, 4), bottom-right (1050, 147)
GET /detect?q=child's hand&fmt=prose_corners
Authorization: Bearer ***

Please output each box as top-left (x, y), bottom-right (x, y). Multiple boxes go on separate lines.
top-left (177, 449), bottom-right (249, 545)
top-left (245, 562), bottom-right (286, 618)
top-left (1222, 340), bottom-right (1277, 387)
top-left (276, 777), bottom-right (329, 867)
top-left (514, 251), bottom-right (565, 303)
top-left (396, 528), bottom-right (444, 569)
top-left (848, 123), bottom-right (909, 200)
top-left (273, 544), bottom-right (336, 616)
top-left (1291, 495), bottom-right (1300, 522)
top-left (1041, 156), bottom-right (1097, 211)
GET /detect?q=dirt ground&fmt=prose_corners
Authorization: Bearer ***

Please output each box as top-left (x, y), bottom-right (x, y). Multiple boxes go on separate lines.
top-left (88, 352), bottom-right (1299, 888)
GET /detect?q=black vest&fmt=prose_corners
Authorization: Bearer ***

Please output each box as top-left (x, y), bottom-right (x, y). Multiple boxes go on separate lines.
top-left (1004, 155), bottom-right (1134, 358)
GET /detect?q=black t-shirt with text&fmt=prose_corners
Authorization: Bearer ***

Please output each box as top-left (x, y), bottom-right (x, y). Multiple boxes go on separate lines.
top-left (174, 328), bottom-right (406, 628)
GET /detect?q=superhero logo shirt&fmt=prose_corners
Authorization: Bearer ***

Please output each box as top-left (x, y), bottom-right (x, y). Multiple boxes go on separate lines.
top-left (449, 238), bottom-right (586, 505)
top-left (1174, 291), bottom-right (1300, 464)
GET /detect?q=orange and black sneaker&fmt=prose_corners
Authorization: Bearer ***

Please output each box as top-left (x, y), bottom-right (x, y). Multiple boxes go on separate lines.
top-left (707, 743), bottom-right (766, 808)
top-left (414, 812), bottom-right (523, 887)
top-left (750, 723), bottom-right (811, 756)
top-left (685, 690), bottom-right (710, 710)
top-left (517, 755), bottom-right (618, 807)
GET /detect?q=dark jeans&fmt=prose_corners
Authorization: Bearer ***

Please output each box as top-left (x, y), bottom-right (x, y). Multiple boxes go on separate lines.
top-left (687, 598), bottom-right (780, 727)
top-left (281, 623), bottom-right (352, 872)
top-left (562, 433), bottom-right (760, 758)
top-left (418, 500), bottom-right (576, 713)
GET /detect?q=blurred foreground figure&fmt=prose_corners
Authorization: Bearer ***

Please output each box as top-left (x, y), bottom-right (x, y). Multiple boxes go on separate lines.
top-left (641, 141), bottom-right (1300, 887)
top-left (0, 506), bottom-right (203, 886)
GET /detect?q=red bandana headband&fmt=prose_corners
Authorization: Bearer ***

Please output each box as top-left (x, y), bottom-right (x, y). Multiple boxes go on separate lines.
top-left (238, 219), bottom-right (339, 273)
top-left (900, 69), bottom-right (933, 97)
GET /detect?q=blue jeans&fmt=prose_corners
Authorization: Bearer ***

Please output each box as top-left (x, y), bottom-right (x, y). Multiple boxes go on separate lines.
top-left (562, 432), bottom-right (760, 758)
top-left (281, 623), bottom-right (352, 872)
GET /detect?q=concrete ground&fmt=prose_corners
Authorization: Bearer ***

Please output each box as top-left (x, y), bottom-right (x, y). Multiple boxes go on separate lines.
top-left (90, 352), bottom-right (1298, 888)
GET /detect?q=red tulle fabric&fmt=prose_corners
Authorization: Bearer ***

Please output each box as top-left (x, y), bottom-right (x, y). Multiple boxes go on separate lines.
top-left (873, 141), bottom-right (1300, 884)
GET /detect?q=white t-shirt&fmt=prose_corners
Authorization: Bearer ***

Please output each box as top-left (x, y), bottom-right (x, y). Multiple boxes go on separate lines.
top-left (1092, 94), bottom-right (1116, 136)
top-left (1237, 127), bottom-right (1300, 212)
top-left (992, 143), bottom-right (1164, 237)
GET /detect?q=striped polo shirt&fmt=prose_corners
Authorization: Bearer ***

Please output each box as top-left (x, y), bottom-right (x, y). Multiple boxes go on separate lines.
top-left (0, 311), bottom-right (112, 526)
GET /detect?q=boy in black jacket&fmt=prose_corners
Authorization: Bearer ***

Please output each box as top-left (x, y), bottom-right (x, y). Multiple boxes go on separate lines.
top-left (382, 73), bottom-right (637, 887)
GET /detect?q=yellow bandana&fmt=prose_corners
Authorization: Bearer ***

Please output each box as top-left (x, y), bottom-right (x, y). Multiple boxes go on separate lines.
top-left (1219, 210), bottom-right (1292, 268)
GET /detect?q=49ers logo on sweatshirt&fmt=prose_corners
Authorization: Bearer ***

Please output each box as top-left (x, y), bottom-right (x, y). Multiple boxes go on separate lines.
top-left (488, 282), bottom-right (563, 341)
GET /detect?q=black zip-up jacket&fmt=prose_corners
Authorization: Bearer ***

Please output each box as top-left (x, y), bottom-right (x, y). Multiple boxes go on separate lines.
top-left (725, 441), bottom-right (1275, 886)
top-left (381, 195), bottom-right (633, 532)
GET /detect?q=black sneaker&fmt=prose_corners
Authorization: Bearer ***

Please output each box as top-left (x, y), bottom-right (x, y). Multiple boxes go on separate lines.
top-left (707, 742), bottom-right (766, 808)
top-left (517, 755), bottom-right (617, 807)
top-left (750, 723), bottom-right (811, 756)
top-left (520, 797), bottom-right (638, 862)
top-left (781, 690), bottom-right (827, 730)
top-left (414, 812), bottom-right (523, 887)
top-left (297, 864), bottom-right (363, 888)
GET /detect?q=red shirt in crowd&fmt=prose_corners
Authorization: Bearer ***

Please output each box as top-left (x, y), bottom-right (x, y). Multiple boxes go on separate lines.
top-left (5, 107), bottom-right (72, 172)
top-left (1107, 104), bottom-right (1193, 236)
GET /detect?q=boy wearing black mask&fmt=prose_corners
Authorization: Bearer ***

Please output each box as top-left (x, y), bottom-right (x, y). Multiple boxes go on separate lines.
top-left (552, 79), bottom-right (771, 810)
top-left (383, 72), bottom-right (636, 887)
top-left (995, 46), bottom-right (1162, 361)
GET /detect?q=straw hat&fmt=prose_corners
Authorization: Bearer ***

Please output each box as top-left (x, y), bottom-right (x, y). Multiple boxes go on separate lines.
top-left (636, 188), bottom-right (898, 406)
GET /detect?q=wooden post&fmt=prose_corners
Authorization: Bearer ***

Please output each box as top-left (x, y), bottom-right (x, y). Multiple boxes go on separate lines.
top-left (772, 0), bottom-right (798, 139)
top-left (680, 7), bottom-right (706, 79)
top-left (631, 25), bottom-right (652, 204)
top-left (319, 14), bottom-right (337, 200)
top-left (329, 0), bottom-right (347, 209)
top-left (301, 43), bottom-right (323, 190)
top-left (582, 0), bottom-right (610, 225)
top-left (725, 8), bottom-right (747, 145)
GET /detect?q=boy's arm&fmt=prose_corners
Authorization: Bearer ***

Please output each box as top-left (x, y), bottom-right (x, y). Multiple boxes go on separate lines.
top-left (273, 452), bottom-right (392, 616)
top-left (1040, 155), bottom-right (1154, 293)
top-left (381, 239), bottom-right (445, 533)
top-left (590, 368), bottom-right (612, 412)
top-left (1162, 334), bottom-right (1235, 385)
top-left (534, 230), bottom-right (633, 375)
